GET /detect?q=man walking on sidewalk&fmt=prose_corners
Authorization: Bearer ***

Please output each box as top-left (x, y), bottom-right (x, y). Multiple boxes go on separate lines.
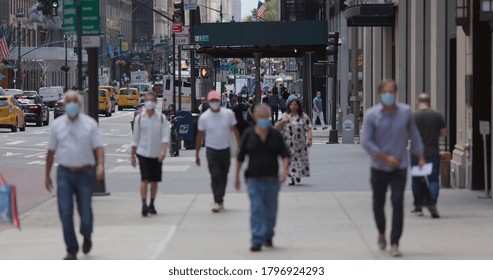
top-left (196, 90), bottom-right (240, 213)
top-left (235, 104), bottom-right (290, 252)
top-left (45, 91), bottom-right (105, 260)
top-left (131, 92), bottom-right (169, 217)
top-left (411, 93), bottom-right (447, 218)
top-left (312, 91), bottom-right (328, 130)
top-left (362, 80), bottom-right (426, 257)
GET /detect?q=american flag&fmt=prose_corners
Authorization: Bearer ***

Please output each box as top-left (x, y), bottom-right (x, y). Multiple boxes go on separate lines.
top-left (257, 1), bottom-right (267, 20)
top-left (0, 36), bottom-right (9, 62)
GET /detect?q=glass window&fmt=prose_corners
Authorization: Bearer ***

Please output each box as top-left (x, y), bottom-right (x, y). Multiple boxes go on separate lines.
top-left (119, 90), bottom-right (136, 95)
top-left (0, 99), bottom-right (9, 107)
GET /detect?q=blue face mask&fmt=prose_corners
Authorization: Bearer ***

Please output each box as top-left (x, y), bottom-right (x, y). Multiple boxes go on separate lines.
top-left (65, 102), bottom-right (80, 117)
top-left (380, 92), bottom-right (396, 106)
top-left (257, 118), bottom-right (271, 129)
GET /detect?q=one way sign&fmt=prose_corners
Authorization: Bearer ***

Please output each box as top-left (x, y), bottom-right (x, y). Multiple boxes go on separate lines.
top-left (182, 44), bottom-right (202, 51)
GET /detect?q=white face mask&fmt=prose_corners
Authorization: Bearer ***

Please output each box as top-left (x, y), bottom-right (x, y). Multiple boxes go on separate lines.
top-left (144, 101), bottom-right (156, 110)
top-left (209, 101), bottom-right (220, 110)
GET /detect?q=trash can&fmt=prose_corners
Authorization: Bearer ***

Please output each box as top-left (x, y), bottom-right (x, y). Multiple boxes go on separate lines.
top-left (175, 111), bottom-right (195, 150)
top-left (440, 151), bottom-right (451, 188)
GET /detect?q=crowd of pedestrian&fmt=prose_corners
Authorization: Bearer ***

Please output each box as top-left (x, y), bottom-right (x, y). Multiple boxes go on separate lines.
top-left (43, 79), bottom-right (446, 259)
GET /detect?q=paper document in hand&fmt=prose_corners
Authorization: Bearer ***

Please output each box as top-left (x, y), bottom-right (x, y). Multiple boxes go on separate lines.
top-left (411, 163), bottom-right (433, 177)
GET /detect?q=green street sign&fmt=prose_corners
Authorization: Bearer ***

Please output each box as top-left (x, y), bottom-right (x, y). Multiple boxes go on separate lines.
top-left (195, 35), bottom-right (209, 42)
top-left (63, 0), bottom-right (100, 35)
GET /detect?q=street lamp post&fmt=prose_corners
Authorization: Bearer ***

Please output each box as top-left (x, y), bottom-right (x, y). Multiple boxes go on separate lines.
top-left (100, 32), bottom-right (105, 76)
top-left (118, 33), bottom-right (124, 82)
top-left (16, 10), bottom-right (24, 90)
top-left (64, 35), bottom-right (68, 91)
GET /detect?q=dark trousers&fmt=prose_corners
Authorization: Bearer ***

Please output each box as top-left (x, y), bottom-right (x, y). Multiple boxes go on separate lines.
top-left (206, 147), bottom-right (231, 204)
top-left (271, 106), bottom-right (279, 123)
top-left (371, 168), bottom-right (407, 245)
top-left (411, 155), bottom-right (441, 206)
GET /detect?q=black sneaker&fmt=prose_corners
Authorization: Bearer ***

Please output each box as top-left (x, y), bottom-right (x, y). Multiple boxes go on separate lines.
top-left (148, 205), bottom-right (157, 215)
top-left (250, 245), bottom-right (262, 252)
top-left (82, 237), bottom-right (92, 254)
top-left (411, 207), bottom-right (424, 216)
top-left (265, 240), bottom-right (273, 247)
top-left (322, 127), bottom-right (329, 130)
top-left (142, 205), bottom-right (149, 217)
top-left (64, 253), bottom-right (77, 260)
top-left (288, 177), bottom-right (295, 186)
top-left (313, 127), bottom-right (318, 130)
top-left (296, 177), bottom-right (301, 183)
top-left (428, 206), bottom-right (440, 218)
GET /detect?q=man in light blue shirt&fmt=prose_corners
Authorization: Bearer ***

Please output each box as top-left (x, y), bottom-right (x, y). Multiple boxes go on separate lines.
top-left (362, 79), bottom-right (425, 257)
top-left (312, 91), bottom-right (327, 130)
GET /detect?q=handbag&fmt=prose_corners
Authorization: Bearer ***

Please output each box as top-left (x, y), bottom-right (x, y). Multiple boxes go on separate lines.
top-left (0, 175), bottom-right (20, 229)
top-left (415, 177), bottom-right (432, 207)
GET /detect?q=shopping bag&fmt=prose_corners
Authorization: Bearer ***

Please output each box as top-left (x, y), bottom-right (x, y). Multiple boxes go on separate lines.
top-left (416, 177), bottom-right (432, 207)
top-left (0, 176), bottom-right (21, 229)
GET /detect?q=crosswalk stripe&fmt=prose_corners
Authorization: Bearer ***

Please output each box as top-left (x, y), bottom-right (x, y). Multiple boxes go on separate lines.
top-left (6, 140), bottom-right (26, 145)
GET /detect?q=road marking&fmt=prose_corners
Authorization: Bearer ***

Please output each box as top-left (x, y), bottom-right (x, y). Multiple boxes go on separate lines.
top-left (30, 130), bottom-right (48, 135)
top-left (25, 152), bottom-right (46, 158)
top-left (116, 144), bottom-right (131, 153)
top-left (34, 141), bottom-right (48, 147)
top-left (116, 158), bottom-right (129, 163)
top-left (3, 152), bottom-right (23, 157)
top-left (99, 112), bottom-right (133, 121)
top-left (165, 157), bottom-right (195, 162)
top-left (0, 147), bottom-right (44, 152)
top-left (27, 160), bottom-right (45, 165)
top-left (5, 140), bottom-right (26, 145)
top-left (150, 225), bottom-right (177, 260)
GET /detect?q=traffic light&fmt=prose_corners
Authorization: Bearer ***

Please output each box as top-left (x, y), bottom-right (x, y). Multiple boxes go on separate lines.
top-left (195, 55), bottom-right (200, 63)
top-left (327, 32), bottom-right (340, 57)
top-left (173, 0), bottom-right (185, 24)
top-left (199, 67), bottom-right (210, 78)
top-left (51, 0), bottom-right (58, 15)
top-left (73, 45), bottom-right (78, 57)
top-left (167, 53), bottom-right (172, 61)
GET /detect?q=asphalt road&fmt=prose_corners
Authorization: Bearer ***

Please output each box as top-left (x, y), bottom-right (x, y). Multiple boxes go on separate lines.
top-left (0, 100), bottom-right (371, 215)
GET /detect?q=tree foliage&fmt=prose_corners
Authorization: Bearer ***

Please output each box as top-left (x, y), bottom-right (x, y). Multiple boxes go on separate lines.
top-left (243, 0), bottom-right (278, 22)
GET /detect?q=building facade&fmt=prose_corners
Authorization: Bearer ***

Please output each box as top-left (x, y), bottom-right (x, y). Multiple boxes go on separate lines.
top-left (232, 0), bottom-right (241, 22)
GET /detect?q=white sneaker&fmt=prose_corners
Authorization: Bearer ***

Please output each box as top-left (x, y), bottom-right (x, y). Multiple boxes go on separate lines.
top-left (211, 203), bottom-right (224, 213)
top-left (390, 245), bottom-right (402, 257)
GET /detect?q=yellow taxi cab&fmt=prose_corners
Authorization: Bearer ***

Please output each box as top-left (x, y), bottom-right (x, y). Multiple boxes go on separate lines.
top-left (98, 89), bottom-right (113, 117)
top-left (0, 95), bottom-right (26, 132)
top-left (118, 87), bottom-right (140, 110)
top-left (98, 85), bottom-right (117, 113)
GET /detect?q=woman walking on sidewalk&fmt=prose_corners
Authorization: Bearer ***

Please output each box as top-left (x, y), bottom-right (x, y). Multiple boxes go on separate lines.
top-left (276, 99), bottom-right (313, 185)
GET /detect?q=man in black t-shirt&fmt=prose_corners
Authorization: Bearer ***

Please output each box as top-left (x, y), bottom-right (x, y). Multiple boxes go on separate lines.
top-left (411, 93), bottom-right (447, 218)
top-left (235, 104), bottom-right (290, 252)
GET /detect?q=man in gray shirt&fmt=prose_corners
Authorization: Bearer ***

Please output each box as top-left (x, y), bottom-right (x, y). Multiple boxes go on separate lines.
top-left (362, 79), bottom-right (426, 257)
top-left (411, 93), bottom-right (446, 218)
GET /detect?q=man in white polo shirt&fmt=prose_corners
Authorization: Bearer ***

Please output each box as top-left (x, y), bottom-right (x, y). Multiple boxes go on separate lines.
top-left (131, 92), bottom-right (169, 217)
top-left (196, 90), bottom-right (240, 212)
top-left (45, 90), bottom-right (105, 260)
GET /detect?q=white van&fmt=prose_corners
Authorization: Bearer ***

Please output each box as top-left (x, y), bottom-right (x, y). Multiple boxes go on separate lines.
top-left (131, 83), bottom-right (152, 102)
top-left (39, 86), bottom-right (64, 107)
top-left (4, 89), bottom-right (23, 96)
top-left (162, 77), bottom-right (192, 111)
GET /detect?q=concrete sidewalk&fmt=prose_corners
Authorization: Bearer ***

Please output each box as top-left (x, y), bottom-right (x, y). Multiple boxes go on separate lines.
top-left (1, 143), bottom-right (492, 260)
top-left (1, 187), bottom-right (492, 260)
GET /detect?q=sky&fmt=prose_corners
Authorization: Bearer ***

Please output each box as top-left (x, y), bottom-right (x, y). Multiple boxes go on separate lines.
top-left (241, 0), bottom-right (259, 19)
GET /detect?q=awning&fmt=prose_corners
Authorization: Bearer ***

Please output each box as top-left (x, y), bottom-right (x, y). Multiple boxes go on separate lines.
top-left (346, 4), bottom-right (395, 27)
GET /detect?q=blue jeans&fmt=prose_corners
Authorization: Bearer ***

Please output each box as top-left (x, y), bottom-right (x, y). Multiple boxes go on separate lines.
top-left (411, 155), bottom-right (440, 206)
top-left (56, 166), bottom-right (94, 254)
top-left (247, 178), bottom-right (280, 246)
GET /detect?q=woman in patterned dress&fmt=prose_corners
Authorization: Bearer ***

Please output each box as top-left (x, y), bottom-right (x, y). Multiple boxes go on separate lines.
top-left (276, 99), bottom-right (313, 185)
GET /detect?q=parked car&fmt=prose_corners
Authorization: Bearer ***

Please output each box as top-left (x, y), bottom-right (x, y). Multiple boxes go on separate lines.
top-left (54, 99), bottom-right (65, 118)
top-left (39, 86), bottom-right (64, 107)
top-left (14, 94), bottom-right (50, 126)
top-left (22, 90), bottom-right (40, 97)
top-left (0, 95), bottom-right (26, 132)
top-left (98, 89), bottom-right (113, 117)
top-left (152, 82), bottom-right (164, 97)
top-left (4, 89), bottom-right (23, 96)
top-left (99, 86), bottom-right (118, 112)
top-left (118, 87), bottom-right (140, 110)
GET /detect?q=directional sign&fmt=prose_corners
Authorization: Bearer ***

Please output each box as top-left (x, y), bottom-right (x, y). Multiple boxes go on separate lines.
top-left (195, 35), bottom-right (209, 42)
top-left (182, 44), bottom-right (202, 51)
top-left (63, 0), bottom-right (100, 35)
top-left (184, 0), bottom-right (198, 10)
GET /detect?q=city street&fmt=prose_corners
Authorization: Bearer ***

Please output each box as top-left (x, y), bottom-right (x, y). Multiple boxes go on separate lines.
top-left (1, 103), bottom-right (493, 260)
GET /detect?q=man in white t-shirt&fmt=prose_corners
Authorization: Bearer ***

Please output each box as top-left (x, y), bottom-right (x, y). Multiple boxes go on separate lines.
top-left (196, 90), bottom-right (240, 212)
